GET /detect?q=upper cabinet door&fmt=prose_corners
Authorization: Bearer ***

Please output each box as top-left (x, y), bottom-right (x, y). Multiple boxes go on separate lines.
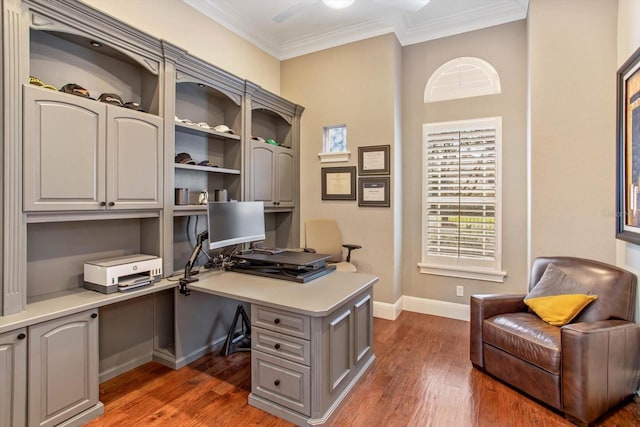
top-left (106, 107), bottom-right (163, 209)
top-left (23, 85), bottom-right (106, 211)
top-left (251, 142), bottom-right (276, 204)
top-left (275, 148), bottom-right (295, 207)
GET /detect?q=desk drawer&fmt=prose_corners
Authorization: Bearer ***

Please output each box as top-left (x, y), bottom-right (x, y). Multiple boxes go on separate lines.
top-left (252, 351), bottom-right (310, 416)
top-left (252, 305), bottom-right (310, 339)
top-left (253, 327), bottom-right (310, 366)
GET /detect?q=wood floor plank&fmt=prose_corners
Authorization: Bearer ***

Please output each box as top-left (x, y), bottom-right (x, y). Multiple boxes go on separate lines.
top-left (86, 312), bottom-right (640, 426)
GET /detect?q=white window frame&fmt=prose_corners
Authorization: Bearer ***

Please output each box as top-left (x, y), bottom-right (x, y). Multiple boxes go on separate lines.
top-left (319, 124), bottom-right (351, 162)
top-left (419, 117), bottom-right (506, 283)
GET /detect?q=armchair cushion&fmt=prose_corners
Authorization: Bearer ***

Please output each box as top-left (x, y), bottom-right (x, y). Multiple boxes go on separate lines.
top-left (524, 263), bottom-right (597, 326)
top-left (483, 312), bottom-right (561, 373)
top-left (525, 294), bottom-right (597, 326)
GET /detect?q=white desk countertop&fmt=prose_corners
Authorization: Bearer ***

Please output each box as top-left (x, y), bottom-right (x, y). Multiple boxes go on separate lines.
top-left (188, 270), bottom-right (378, 316)
top-left (0, 269), bottom-right (378, 333)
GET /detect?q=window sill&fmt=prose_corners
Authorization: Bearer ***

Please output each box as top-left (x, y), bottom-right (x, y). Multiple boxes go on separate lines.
top-left (418, 263), bottom-right (507, 283)
top-left (318, 151), bottom-right (350, 163)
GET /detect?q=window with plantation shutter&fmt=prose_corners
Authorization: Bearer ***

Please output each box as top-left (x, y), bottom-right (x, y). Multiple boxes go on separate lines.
top-left (419, 117), bottom-right (506, 282)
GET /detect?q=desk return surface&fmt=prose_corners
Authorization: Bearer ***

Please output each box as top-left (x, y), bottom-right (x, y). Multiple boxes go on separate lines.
top-left (189, 269), bottom-right (377, 316)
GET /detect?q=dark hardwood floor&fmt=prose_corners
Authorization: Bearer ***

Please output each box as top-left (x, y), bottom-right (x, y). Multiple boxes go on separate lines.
top-left (85, 312), bottom-right (640, 426)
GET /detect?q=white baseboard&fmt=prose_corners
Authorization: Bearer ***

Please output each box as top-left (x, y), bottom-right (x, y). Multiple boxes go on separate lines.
top-left (373, 297), bottom-right (403, 320)
top-left (374, 295), bottom-right (470, 322)
top-left (402, 296), bottom-right (470, 321)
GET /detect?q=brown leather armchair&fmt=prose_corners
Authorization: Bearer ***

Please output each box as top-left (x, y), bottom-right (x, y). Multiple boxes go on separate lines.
top-left (470, 256), bottom-right (640, 426)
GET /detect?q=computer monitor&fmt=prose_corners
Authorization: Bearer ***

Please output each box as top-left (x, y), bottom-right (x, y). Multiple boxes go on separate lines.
top-left (207, 201), bottom-right (266, 250)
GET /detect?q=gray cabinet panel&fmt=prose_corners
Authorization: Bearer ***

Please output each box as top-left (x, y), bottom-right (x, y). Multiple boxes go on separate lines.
top-left (251, 142), bottom-right (275, 203)
top-left (0, 329), bottom-right (27, 427)
top-left (106, 108), bottom-right (163, 209)
top-left (252, 305), bottom-right (310, 339)
top-left (23, 86), bottom-right (106, 211)
top-left (28, 310), bottom-right (99, 427)
top-left (328, 309), bottom-right (352, 391)
top-left (250, 142), bottom-right (295, 208)
top-left (23, 85), bottom-right (163, 212)
top-left (252, 326), bottom-right (310, 366)
top-left (252, 351), bottom-right (310, 416)
top-left (275, 149), bottom-right (294, 207)
top-left (354, 294), bottom-right (372, 364)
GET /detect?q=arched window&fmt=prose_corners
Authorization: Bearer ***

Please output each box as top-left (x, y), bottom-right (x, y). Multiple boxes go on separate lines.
top-left (424, 57), bottom-right (501, 103)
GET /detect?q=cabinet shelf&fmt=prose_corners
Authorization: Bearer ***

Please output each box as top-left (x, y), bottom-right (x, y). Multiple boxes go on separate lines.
top-left (174, 163), bottom-right (240, 175)
top-left (175, 121), bottom-right (240, 141)
top-left (173, 205), bottom-right (207, 216)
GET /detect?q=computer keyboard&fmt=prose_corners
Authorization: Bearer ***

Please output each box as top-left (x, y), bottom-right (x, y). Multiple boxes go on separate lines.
top-left (252, 247), bottom-right (286, 255)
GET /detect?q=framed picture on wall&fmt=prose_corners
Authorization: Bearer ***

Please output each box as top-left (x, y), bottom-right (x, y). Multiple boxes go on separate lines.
top-left (617, 45), bottom-right (640, 244)
top-left (358, 177), bottom-right (390, 207)
top-left (321, 166), bottom-right (356, 200)
top-left (358, 145), bottom-right (390, 175)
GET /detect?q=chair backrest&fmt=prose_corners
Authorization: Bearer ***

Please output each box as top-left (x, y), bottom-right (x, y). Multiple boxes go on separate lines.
top-left (529, 256), bottom-right (637, 322)
top-left (304, 218), bottom-right (344, 263)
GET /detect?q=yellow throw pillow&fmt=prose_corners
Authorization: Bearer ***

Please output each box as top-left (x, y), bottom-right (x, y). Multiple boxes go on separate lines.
top-left (524, 294), bottom-right (597, 326)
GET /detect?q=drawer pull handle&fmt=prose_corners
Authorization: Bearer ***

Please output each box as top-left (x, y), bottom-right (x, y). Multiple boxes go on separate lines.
top-left (17, 333), bottom-right (26, 340)
top-left (274, 343), bottom-right (281, 350)
top-left (274, 380), bottom-right (280, 386)
top-left (274, 318), bottom-right (281, 324)
top-left (91, 313), bottom-right (98, 319)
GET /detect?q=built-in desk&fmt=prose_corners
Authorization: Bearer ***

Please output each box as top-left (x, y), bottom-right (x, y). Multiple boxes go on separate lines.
top-left (187, 270), bottom-right (378, 426)
top-left (0, 269), bottom-right (377, 427)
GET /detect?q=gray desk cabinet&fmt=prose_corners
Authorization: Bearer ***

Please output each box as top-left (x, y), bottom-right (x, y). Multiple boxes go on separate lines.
top-left (0, 328), bottom-right (27, 427)
top-left (250, 288), bottom-right (374, 425)
top-left (28, 309), bottom-right (99, 427)
top-left (251, 141), bottom-right (295, 208)
top-left (23, 85), bottom-right (163, 211)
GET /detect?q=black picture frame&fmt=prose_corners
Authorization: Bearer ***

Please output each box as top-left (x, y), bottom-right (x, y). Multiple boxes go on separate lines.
top-left (617, 45), bottom-right (640, 244)
top-left (321, 166), bottom-right (356, 200)
top-left (358, 177), bottom-right (390, 207)
top-left (358, 145), bottom-right (390, 175)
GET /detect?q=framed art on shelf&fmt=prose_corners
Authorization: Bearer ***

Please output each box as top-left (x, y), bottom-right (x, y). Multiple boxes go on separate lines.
top-left (358, 177), bottom-right (390, 207)
top-left (322, 166), bottom-right (356, 200)
top-left (617, 45), bottom-right (640, 244)
top-left (358, 145), bottom-right (390, 175)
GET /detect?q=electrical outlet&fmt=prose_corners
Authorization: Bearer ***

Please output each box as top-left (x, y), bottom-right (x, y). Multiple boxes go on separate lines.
top-left (456, 285), bottom-right (464, 297)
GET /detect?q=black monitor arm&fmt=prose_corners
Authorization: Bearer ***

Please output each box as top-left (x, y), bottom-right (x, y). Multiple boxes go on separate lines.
top-left (179, 230), bottom-right (208, 296)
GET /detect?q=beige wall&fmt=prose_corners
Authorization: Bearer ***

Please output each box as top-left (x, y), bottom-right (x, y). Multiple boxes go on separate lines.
top-left (281, 34), bottom-right (402, 304)
top-left (82, 0), bottom-right (281, 93)
top-left (401, 21), bottom-right (528, 303)
top-left (616, 0), bottom-right (640, 322)
top-left (528, 0), bottom-right (617, 265)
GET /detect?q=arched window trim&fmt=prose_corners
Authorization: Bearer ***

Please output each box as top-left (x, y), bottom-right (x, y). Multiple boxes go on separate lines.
top-left (424, 57), bottom-right (501, 103)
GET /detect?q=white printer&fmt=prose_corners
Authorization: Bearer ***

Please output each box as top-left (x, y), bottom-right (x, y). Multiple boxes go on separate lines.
top-left (84, 254), bottom-right (162, 294)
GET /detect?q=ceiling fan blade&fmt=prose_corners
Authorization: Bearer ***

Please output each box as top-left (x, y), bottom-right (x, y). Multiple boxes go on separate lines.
top-left (372, 0), bottom-right (431, 12)
top-left (273, 0), bottom-right (318, 23)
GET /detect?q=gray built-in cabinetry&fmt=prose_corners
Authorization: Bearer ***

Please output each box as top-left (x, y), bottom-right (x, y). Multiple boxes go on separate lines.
top-left (28, 309), bottom-right (101, 427)
top-left (249, 289), bottom-right (374, 425)
top-left (162, 43), bottom-right (247, 274)
top-left (23, 86), bottom-right (163, 211)
top-left (1, 1), bottom-right (306, 425)
top-left (0, 329), bottom-right (27, 427)
top-left (245, 81), bottom-right (304, 249)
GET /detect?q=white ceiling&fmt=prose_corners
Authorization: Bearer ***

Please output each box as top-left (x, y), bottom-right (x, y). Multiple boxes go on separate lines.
top-left (184, 0), bottom-right (529, 60)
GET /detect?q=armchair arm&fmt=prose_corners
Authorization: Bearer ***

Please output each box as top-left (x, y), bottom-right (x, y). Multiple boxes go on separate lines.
top-left (470, 294), bottom-right (527, 369)
top-left (342, 244), bottom-right (361, 263)
top-left (561, 320), bottom-right (640, 425)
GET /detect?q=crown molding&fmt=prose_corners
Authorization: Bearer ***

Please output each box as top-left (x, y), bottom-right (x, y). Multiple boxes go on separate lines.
top-left (185, 0), bottom-right (528, 60)
top-left (398, 1), bottom-right (528, 46)
top-left (279, 19), bottom-right (395, 60)
top-left (183, 0), bottom-right (281, 58)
